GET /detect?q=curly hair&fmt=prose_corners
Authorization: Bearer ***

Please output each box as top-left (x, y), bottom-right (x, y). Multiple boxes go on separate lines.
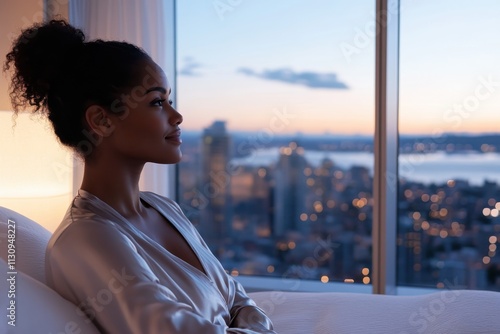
top-left (3, 19), bottom-right (151, 155)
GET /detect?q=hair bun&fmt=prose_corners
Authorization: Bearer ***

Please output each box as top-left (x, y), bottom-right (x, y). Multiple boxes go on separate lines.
top-left (4, 19), bottom-right (86, 112)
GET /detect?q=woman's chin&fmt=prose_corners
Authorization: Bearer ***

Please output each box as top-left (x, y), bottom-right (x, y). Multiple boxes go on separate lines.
top-left (158, 152), bottom-right (182, 165)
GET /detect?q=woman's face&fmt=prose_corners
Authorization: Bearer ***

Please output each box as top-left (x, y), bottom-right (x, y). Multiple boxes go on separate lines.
top-left (107, 59), bottom-right (183, 165)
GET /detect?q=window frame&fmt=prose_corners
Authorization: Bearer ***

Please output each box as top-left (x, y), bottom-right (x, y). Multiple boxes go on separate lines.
top-left (372, 0), bottom-right (399, 295)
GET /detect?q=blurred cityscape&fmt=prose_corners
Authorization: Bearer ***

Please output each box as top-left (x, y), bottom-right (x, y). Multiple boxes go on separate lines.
top-left (178, 121), bottom-right (500, 291)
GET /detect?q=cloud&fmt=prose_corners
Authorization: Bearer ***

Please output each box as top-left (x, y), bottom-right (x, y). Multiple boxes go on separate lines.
top-left (237, 67), bottom-right (348, 89)
top-left (178, 57), bottom-right (203, 76)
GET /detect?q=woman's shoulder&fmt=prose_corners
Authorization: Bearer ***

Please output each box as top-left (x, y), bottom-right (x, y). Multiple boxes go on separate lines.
top-left (47, 203), bottom-right (136, 255)
top-left (140, 191), bottom-right (176, 203)
top-left (140, 191), bottom-right (184, 214)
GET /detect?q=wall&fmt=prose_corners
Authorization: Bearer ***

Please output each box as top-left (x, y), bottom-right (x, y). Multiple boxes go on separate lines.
top-left (0, 0), bottom-right (72, 232)
top-left (1, 0), bottom-right (43, 109)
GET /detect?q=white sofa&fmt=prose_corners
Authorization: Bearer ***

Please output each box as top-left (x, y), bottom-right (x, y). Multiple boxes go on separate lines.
top-left (1, 205), bottom-right (500, 334)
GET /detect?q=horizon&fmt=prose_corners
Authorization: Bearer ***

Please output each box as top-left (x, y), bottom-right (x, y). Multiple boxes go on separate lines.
top-left (180, 127), bottom-right (500, 139)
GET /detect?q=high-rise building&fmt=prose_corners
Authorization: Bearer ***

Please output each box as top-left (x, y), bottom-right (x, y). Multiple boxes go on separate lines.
top-left (200, 121), bottom-right (232, 254)
top-left (273, 142), bottom-right (308, 238)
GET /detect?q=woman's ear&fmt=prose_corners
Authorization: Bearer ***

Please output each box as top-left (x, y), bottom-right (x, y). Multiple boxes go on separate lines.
top-left (85, 105), bottom-right (115, 137)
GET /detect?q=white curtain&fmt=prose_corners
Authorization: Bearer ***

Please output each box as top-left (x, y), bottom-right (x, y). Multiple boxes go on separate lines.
top-left (69, 0), bottom-right (177, 198)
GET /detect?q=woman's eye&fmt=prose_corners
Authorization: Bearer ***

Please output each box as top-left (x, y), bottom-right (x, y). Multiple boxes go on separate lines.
top-left (152, 99), bottom-right (166, 107)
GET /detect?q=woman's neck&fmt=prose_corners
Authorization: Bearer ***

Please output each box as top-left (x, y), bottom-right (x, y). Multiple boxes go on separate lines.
top-left (80, 156), bottom-right (146, 219)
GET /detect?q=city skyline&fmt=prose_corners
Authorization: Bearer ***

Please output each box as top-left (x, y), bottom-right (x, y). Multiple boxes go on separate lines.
top-left (178, 120), bottom-right (500, 290)
top-left (179, 124), bottom-right (500, 138)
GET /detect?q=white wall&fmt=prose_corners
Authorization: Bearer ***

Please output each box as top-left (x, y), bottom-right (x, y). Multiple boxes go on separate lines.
top-left (0, 0), bottom-right (72, 232)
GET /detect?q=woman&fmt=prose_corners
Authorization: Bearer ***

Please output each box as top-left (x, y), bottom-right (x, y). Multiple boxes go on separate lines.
top-left (4, 20), bottom-right (276, 333)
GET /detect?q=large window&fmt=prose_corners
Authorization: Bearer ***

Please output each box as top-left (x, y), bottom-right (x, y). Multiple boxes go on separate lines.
top-left (176, 1), bottom-right (375, 289)
top-left (398, 0), bottom-right (500, 291)
top-left (175, 1), bottom-right (500, 292)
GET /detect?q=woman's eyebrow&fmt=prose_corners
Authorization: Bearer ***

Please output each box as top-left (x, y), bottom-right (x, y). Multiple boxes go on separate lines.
top-left (145, 86), bottom-right (167, 94)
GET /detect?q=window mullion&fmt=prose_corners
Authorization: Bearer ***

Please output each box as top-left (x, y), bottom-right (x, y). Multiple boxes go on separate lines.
top-left (373, 0), bottom-right (400, 295)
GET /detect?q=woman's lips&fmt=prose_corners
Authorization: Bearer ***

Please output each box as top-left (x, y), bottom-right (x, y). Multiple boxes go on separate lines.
top-left (165, 130), bottom-right (182, 144)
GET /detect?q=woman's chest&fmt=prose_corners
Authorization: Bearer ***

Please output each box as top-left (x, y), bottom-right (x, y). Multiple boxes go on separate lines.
top-left (132, 207), bottom-right (207, 275)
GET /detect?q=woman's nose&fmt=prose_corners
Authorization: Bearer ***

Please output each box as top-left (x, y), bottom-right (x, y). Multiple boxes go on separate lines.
top-left (169, 106), bottom-right (183, 125)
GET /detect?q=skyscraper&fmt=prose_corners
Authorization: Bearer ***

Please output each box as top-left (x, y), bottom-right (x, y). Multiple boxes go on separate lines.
top-left (200, 121), bottom-right (232, 254)
top-left (273, 142), bottom-right (308, 238)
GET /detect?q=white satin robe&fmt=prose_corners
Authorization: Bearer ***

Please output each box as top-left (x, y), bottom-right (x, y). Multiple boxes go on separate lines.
top-left (45, 190), bottom-right (276, 333)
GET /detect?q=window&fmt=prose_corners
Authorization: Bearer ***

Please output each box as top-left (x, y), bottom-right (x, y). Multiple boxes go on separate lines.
top-left (398, 0), bottom-right (500, 291)
top-left (174, 0), bottom-right (500, 293)
top-left (176, 1), bottom-right (375, 290)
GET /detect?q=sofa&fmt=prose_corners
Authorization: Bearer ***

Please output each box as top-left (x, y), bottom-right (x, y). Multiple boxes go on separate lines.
top-left (1, 205), bottom-right (500, 334)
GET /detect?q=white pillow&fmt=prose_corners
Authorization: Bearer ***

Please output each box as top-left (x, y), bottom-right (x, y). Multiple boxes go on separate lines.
top-left (0, 258), bottom-right (100, 334)
top-left (0, 206), bottom-right (52, 284)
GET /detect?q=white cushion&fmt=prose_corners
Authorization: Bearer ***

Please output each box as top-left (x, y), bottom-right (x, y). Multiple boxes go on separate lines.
top-left (0, 206), bottom-right (52, 284)
top-left (249, 290), bottom-right (500, 334)
top-left (0, 257), bottom-right (100, 334)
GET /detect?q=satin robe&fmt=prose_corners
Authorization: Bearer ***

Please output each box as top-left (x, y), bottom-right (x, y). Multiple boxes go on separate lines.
top-left (45, 190), bottom-right (276, 333)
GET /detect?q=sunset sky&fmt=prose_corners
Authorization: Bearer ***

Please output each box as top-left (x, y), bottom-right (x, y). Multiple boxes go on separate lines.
top-left (176, 0), bottom-right (500, 136)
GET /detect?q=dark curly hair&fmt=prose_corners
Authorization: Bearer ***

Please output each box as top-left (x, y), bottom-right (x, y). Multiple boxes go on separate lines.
top-left (3, 19), bottom-right (151, 156)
